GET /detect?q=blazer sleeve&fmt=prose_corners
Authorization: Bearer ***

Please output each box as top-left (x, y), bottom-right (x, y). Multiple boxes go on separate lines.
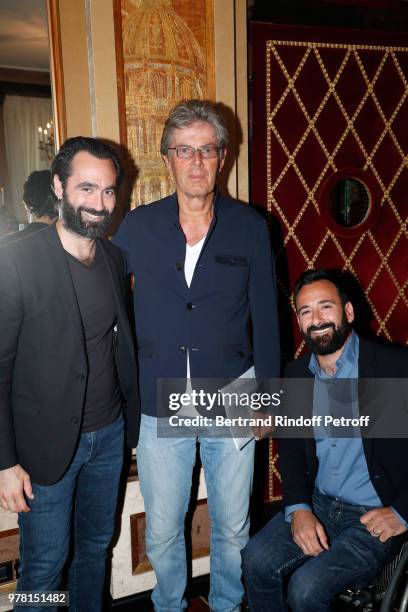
top-left (279, 361), bottom-right (317, 509)
top-left (0, 248), bottom-right (22, 469)
top-left (279, 438), bottom-right (316, 509)
top-left (248, 219), bottom-right (281, 378)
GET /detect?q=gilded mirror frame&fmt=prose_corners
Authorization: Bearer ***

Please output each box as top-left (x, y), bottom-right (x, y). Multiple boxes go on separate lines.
top-left (46, 0), bottom-right (67, 148)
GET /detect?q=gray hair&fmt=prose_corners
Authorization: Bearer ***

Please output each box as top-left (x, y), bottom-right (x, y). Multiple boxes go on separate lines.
top-left (160, 99), bottom-right (229, 155)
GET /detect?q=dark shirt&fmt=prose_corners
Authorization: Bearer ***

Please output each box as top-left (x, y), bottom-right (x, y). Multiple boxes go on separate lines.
top-left (66, 242), bottom-right (121, 432)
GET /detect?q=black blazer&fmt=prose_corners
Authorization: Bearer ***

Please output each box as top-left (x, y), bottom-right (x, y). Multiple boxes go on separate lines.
top-left (280, 337), bottom-right (408, 521)
top-left (113, 191), bottom-right (281, 414)
top-left (0, 224), bottom-right (140, 485)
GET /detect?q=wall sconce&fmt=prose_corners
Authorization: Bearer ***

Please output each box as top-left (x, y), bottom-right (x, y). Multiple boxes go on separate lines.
top-left (38, 120), bottom-right (55, 161)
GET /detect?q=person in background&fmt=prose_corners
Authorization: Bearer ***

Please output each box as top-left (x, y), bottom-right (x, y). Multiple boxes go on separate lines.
top-left (0, 170), bottom-right (57, 245)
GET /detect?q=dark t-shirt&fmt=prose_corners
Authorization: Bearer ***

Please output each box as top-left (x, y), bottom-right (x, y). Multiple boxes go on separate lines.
top-left (66, 242), bottom-right (121, 432)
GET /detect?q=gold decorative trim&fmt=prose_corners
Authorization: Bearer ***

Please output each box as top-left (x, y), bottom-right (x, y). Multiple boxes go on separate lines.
top-left (268, 440), bottom-right (282, 502)
top-left (266, 39), bottom-right (408, 344)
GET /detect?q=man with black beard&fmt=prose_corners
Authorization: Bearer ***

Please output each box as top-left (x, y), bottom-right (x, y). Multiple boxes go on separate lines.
top-left (0, 137), bottom-right (139, 612)
top-left (242, 268), bottom-right (408, 612)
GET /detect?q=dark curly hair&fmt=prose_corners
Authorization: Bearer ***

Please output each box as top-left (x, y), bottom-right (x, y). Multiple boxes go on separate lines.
top-left (23, 170), bottom-right (57, 220)
top-left (293, 268), bottom-right (351, 309)
top-left (50, 136), bottom-right (122, 189)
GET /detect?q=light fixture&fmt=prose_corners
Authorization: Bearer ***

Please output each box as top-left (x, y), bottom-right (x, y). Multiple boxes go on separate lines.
top-left (38, 120), bottom-right (55, 160)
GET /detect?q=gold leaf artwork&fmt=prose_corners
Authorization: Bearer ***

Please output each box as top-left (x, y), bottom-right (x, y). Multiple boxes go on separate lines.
top-left (121, 0), bottom-right (214, 207)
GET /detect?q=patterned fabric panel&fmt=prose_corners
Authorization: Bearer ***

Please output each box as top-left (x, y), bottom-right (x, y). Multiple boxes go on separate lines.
top-left (250, 24), bottom-right (408, 501)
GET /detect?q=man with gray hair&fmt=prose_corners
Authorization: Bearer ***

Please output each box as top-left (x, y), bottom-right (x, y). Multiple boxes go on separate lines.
top-left (113, 99), bottom-right (280, 612)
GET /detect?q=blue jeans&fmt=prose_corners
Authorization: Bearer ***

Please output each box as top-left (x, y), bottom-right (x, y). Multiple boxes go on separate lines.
top-left (137, 414), bottom-right (255, 612)
top-left (241, 489), bottom-right (397, 612)
top-left (17, 415), bottom-right (124, 612)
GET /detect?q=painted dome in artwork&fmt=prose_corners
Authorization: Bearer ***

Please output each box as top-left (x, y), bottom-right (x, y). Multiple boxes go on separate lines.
top-left (122, 0), bottom-right (208, 206)
top-left (123, 0), bottom-right (205, 73)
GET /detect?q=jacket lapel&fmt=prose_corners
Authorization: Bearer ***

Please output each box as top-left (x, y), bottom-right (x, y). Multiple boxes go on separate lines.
top-left (43, 225), bottom-right (84, 347)
top-left (99, 240), bottom-right (134, 355)
top-left (358, 337), bottom-right (376, 378)
top-left (359, 337), bottom-right (376, 467)
top-left (99, 239), bottom-right (124, 304)
top-left (298, 360), bottom-right (317, 458)
top-left (165, 193), bottom-right (190, 294)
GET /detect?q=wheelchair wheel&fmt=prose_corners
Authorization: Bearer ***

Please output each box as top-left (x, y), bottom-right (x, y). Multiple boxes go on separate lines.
top-left (379, 545), bottom-right (408, 612)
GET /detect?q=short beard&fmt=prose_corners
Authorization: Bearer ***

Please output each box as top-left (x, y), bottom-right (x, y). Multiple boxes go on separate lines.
top-left (301, 312), bottom-right (352, 356)
top-left (61, 193), bottom-right (112, 239)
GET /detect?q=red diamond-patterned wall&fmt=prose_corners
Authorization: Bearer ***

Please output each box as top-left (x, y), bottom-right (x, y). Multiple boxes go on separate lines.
top-left (250, 23), bottom-right (408, 501)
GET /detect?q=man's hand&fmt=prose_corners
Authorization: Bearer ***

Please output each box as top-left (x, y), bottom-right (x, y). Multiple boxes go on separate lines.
top-left (0, 465), bottom-right (34, 513)
top-left (291, 509), bottom-right (329, 556)
top-left (251, 413), bottom-right (275, 441)
top-left (360, 507), bottom-right (407, 543)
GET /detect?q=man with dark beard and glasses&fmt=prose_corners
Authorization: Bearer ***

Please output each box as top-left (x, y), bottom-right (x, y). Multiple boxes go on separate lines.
top-left (242, 268), bottom-right (408, 612)
top-left (0, 137), bottom-right (139, 612)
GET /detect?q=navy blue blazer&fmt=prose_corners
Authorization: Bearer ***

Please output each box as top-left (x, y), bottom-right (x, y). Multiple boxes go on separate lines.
top-left (113, 191), bottom-right (281, 415)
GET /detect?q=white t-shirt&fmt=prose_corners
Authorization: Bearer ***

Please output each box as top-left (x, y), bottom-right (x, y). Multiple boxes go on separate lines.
top-left (184, 236), bottom-right (205, 378)
top-left (184, 236), bottom-right (205, 288)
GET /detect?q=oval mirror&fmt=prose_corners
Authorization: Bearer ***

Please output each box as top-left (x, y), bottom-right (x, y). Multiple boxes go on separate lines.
top-left (328, 177), bottom-right (370, 228)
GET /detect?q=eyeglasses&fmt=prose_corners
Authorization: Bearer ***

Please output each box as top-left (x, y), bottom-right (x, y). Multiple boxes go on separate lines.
top-left (167, 145), bottom-right (223, 160)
